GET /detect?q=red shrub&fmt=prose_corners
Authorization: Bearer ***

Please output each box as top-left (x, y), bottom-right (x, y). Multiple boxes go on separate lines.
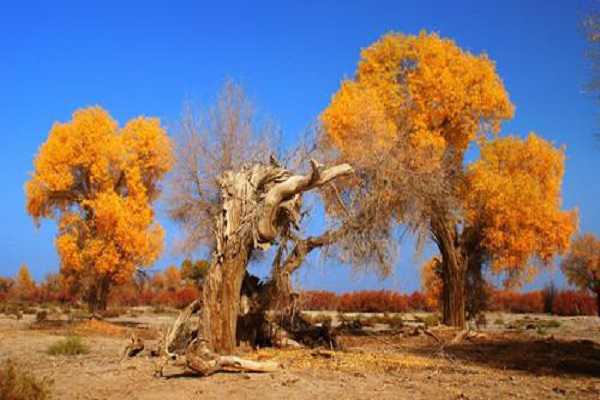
top-left (552, 290), bottom-right (597, 316)
top-left (407, 291), bottom-right (432, 312)
top-left (300, 291), bottom-right (338, 311)
top-left (488, 290), bottom-right (543, 313)
top-left (338, 291), bottom-right (409, 313)
top-left (172, 286), bottom-right (201, 309)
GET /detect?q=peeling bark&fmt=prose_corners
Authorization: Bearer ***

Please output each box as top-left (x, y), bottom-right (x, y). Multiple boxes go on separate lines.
top-left (200, 160), bottom-right (352, 354)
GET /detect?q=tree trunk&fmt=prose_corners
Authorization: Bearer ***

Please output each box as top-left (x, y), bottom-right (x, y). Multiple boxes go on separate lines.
top-left (432, 216), bottom-right (467, 329)
top-left (87, 276), bottom-right (110, 314)
top-left (198, 160), bottom-right (353, 354)
top-left (442, 255), bottom-right (466, 328)
top-left (202, 248), bottom-right (251, 354)
top-left (596, 290), bottom-right (600, 318)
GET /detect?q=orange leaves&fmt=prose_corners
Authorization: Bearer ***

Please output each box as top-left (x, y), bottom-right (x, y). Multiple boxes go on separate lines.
top-left (420, 257), bottom-right (442, 310)
top-left (465, 133), bottom-right (577, 273)
top-left (25, 106), bottom-right (173, 288)
top-left (561, 233), bottom-right (600, 293)
top-left (322, 31), bottom-right (514, 164)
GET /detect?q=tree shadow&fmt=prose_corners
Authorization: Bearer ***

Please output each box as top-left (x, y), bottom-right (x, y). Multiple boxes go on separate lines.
top-left (410, 335), bottom-right (600, 377)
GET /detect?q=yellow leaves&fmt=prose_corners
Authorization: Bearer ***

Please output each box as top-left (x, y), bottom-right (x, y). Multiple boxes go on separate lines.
top-left (465, 133), bottom-right (578, 273)
top-left (16, 264), bottom-right (35, 293)
top-left (561, 233), bottom-right (600, 292)
top-left (26, 106), bottom-right (173, 287)
top-left (420, 256), bottom-right (442, 309)
top-left (322, 31), bottom-right (514, 165)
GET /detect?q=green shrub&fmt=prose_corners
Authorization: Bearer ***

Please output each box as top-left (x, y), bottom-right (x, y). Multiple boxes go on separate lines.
top-left (0, 359), bottom-right (52, 400)
top-left (46, 336), bottom-right (89, 356)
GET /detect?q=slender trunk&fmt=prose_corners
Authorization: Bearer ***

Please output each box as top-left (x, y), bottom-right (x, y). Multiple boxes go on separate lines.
top-left (596, 291), bottom-right (600, 318)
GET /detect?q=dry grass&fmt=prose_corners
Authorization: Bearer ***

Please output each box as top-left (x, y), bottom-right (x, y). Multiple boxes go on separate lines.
top-left (0, 359), bottom-right (52, 400)
top-left (72, 319), bottom-right (128, 337)
top-left (46, 336), bottom-right (89, 356)
top-left (251, 347), bottom-right (435, 374)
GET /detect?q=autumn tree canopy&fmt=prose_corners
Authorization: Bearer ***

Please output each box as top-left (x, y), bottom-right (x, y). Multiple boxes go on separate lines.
top-left (322, 31), bottom-right (576, 327)
top-left (465, 133), bottom-right (577, 283)
top-left (25, 107), bottom-right (173, 312)
top-left (561, 233), bottom-right (600, 316)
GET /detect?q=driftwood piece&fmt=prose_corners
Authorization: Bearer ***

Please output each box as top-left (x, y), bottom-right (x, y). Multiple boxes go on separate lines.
top-left (156, 299), bottom-right (281, 378)
top-left (163, 298), bottom-right (202, 357)
top-left (185, 339), bottom-right (279, 376)
top-left (449, 329), bottom-right (489, 345)
top-left (121, 334), bottom-right (145, 359)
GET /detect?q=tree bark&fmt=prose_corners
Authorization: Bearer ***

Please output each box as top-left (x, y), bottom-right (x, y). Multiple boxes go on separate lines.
top-left (432, 216), bottom-right (467, 329)
top-left (442, 256), bottom-right (466, 328)
top-left (199, 160), bottom-right (352, 354)
top-left (86, 276), bottom-right (110, 314)
top-left (596, 290), bottom-right (600, 318)
top-left (202, 247), bottom-right (251, 354)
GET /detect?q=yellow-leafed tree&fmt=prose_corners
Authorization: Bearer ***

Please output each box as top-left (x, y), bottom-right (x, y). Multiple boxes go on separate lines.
top-left (15, 264), bottom-right (36, 301)
top-left (561, 233), bottom-right (600, 316)
top-left (25, 107), bottom-right (173, 312)
top-left (322, 32), bottom-right (576, 327)
top-left (421, 257), bottom-right (442, 310)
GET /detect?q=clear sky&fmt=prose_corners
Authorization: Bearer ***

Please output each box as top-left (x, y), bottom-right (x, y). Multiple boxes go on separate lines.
top-left (1, 0), bottom-right (598, 293)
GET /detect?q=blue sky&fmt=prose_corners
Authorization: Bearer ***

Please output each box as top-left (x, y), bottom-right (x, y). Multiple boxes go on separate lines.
top-left (1, 0), bottom-right (598, 292)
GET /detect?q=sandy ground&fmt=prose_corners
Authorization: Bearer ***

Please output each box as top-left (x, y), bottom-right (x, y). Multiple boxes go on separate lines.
top-left (1, 311), bottom-right (600, 400)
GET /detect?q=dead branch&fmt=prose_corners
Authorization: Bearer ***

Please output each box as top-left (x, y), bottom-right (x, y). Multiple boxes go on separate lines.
top-left (121, 333), bottom-right (145, 360)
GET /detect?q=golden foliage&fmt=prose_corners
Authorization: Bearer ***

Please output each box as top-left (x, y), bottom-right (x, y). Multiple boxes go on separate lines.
top-left (561, 233), bottom-right (600, 293)
top-left (420, 257), bottom-right (442, 309)
top-left (15, 264), bottom-right (36, 299)
top-left (25, 107), bottom-right (173, 287)
top-left (322, 33), bottom-right (575, 287)
top-left (322, 31), bottom-right (514, 164)
top-left (465, 133), bottom-right (578, 274)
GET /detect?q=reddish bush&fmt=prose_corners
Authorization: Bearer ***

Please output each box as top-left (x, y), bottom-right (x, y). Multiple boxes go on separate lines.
top-left (488, 290), bottom-right (543, 313)
top-left (407, 291), bottom-right (433, 312)
top-left (150, 286), bottom-right (200, 309)
top-left (552, 290), bottom-right (597, 316)
top-left (172, 286), bottom-right (201, 309)
top-left (338, 291), bottom-right (409, 313)
top-left (300, 291), bottom-right (338, 311)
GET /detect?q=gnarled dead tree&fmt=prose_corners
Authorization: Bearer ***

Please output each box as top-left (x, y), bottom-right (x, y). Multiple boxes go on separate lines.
top-left (202, 159), bottom-right (352, 353)
top-left (158, 159), bottom-right (351, 376)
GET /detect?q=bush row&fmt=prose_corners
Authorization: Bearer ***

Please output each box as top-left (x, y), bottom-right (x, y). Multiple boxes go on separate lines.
top-left (300, 289), bottom-right (598, 316)
top-left (300, 290), bottom-right (435, 313)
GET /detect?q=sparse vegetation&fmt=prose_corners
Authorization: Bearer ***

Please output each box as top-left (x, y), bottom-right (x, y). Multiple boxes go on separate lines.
top-left (46, 336), bottom-right (89, 356)
top-left (0, 359), bottom-right (52, 400)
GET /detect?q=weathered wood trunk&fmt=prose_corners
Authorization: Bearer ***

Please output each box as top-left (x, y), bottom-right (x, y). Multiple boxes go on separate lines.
top-left (202, 251), bottom-right (250, 354)
top-left (198, 160), bottom-right (353, 354)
